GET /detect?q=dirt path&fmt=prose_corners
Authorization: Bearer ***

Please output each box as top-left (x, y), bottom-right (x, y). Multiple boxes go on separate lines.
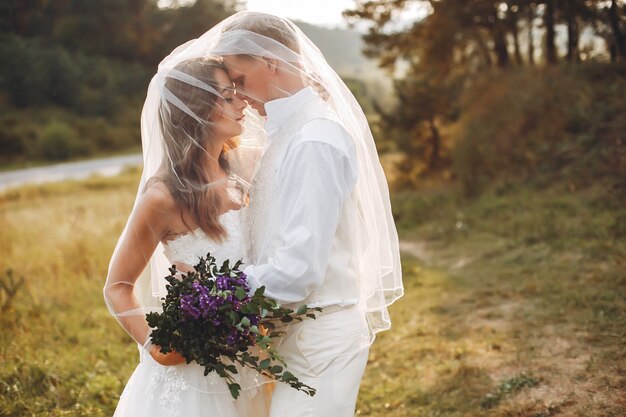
top-left (398, 240), bottom-right (430, 262)
top-left (0, 154), bottom-right (142, 192)
top-left (394, 238), bottom-right (625, 416)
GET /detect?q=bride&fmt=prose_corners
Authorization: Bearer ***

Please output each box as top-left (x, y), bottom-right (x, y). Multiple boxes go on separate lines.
top-left (103, 55), bottom-right (269, 416)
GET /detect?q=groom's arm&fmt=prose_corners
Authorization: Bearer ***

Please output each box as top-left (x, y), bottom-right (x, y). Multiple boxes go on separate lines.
top-left (243, 125), bottom-right (357, 305)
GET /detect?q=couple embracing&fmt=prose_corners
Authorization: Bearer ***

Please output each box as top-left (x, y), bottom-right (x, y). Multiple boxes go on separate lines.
top-left (103, 11), bottom-right (403, 417)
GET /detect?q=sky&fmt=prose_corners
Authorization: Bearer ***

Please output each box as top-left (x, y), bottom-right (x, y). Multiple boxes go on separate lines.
top-left (244, 0), bottom-right (356, 28)
top-left (157, 0), bottom-right (430, 30)
top-left (244, 0), bottom-right (430, 30)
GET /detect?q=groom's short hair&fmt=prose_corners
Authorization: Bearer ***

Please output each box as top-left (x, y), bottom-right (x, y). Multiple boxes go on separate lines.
top-left (221, 12), bottom-right (300, 55)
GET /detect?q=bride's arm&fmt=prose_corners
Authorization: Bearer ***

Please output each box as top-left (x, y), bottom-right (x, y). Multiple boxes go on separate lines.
top-left (103, 186), bottom-right (184, 365)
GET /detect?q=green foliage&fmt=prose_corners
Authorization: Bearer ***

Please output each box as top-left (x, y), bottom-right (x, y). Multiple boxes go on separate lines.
top-left (347, 0), bottom-right (626, 190)
top-left (0, 107), bottom-right (142, 165)
top-left (0, 34), bottom-right (80, 107)
top-left (38, 120), bottom-right (88, 160)
top-left (0, 0), bottom-right (235, 165)
top-left (0, 33), bottom-right (145, 163)
top-left (0, 113), bottom-right (33, 159)
top-left (481, 373), bottom-right (540, 408)
top-left (146, 254), bottom-right (320, 399)
top-left (0, 34), bottom-right (150, 113)
top-left (1, 0), bottom-right (235, 65)
top-left (451, 64), bottom-right (626, 196)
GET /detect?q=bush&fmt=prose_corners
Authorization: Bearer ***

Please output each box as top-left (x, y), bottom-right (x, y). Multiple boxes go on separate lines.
top-left (451, 64), bottom-right (626, 195)
top-left (0, 114), bottom-right (30, 160)
top-left (0, 33), bottom-right (147, 165)
top-left (74, 117), bottom-right (139, 151)
top-left (37, 120), bottom-right (88, 160)
top-left (0, 34), bottom-right (80, 108)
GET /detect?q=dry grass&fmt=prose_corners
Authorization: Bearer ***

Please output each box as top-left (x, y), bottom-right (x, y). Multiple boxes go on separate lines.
top-left (358, 184), bottom-right (625, 416)
top-left (0, 170), bottom-right (141, 416)
top-left (0, 172), bottom-right (624, 416)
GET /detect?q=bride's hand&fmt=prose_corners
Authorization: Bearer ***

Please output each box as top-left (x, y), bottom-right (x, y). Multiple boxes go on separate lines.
top-left (149, 345), bottom-right (186, 366)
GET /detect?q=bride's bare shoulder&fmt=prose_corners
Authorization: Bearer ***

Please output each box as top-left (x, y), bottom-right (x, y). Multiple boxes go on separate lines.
top-left (140, 178), bottom-right (177, 213)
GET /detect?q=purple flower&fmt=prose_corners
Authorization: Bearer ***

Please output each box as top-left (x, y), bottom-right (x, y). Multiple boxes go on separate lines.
top-left (248, 315), bottom-right (260, 326)
top-left (180, 282), bottom-right (228, 320)
top-left (226, 329), bottom-right (240, 346)
top-left (180, 294), bottom-right (202, 319)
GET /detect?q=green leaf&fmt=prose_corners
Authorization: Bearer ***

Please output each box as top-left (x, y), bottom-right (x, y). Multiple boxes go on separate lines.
top-left (228, 383), bottom-right (241, 399)
top-left (296, 304), bottom-right (308, 315)
top-left (235, 286), bottom-right (247, 301)
top-left (259, 358), bottom-right (271, 369)
top-left (239, 304), bottom-right (253, 314)
top-left (254, 286), bottom-right (266, 297)
top-left (280, 315), bottom-right (293, 323)
top-left (281, 371), bottom-right (295, 382)
top-left (239, 316), bottom-right (251, 327)
top-left (228, 311), bottom-right (238, 323)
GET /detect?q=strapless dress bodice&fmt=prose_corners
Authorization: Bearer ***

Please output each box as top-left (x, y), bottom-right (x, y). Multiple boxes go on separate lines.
top-left (162, 209), bottom-right (247, 266)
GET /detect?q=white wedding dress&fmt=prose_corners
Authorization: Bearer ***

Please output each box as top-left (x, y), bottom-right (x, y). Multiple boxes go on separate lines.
top-left (112, 209), bottom-right (270, 417)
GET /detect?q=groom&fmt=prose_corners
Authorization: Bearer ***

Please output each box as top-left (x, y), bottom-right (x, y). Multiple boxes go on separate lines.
top-left (217, 13), bottom-right (373, 417)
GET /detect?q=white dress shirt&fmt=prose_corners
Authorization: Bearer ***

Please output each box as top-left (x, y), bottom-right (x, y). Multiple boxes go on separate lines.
top-left (243, 87), bottom-right (360, 308)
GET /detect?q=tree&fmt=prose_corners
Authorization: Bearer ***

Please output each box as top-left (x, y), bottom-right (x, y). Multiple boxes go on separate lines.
top-left (607, 0), bottom-right (626, 60)
top-left (543, 0), bottom-right (558, 64)
top-left (381, 70), bottom-right (462, 173)
top-left (563, 0), bottom-right (580, 62)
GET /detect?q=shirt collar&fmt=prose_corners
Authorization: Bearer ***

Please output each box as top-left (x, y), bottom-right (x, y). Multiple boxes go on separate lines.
top-left (263, 86), bottom-right (317, 138)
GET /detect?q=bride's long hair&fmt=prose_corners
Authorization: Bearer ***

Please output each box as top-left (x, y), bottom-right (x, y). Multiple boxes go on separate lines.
top-left (149, 57), bottom-right (237, 241)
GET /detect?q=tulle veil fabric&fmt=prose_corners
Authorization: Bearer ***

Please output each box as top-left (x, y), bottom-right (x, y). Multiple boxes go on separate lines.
top-left (103, 10), bottom-right (403, 372)
top-left (208, 11), bottom-right (404, 341)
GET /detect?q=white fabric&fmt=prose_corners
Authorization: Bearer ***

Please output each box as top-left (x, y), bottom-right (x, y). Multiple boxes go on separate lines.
top-left (243, 87), bottom-right (360, 309)
top-left (103, 55), bottom-right (267, 349)
top-left (105, 11), bottom-right (403, 352)
top-left (212, 11), bottom-right (404, 339)
top-left (112, 354), bottom-right (237, 417)
top-left (269, 305), bottom-right (370, 417)
top-left (112, 209), bottom-right (271, 416)
top-left (103, 11), bottom-right (403, 415)
top-left (113, 354), bottom-right (270, 417)
top-left (162, 209), bottom-right (245, 267)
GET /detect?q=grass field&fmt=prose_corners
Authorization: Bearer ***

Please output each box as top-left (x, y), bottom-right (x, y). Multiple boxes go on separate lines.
top-left (0, 170), bottom-right (624, 416)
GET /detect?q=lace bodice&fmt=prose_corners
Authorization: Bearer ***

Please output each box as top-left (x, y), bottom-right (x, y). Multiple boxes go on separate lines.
top-left (162, 209), bottom-right (248, 266)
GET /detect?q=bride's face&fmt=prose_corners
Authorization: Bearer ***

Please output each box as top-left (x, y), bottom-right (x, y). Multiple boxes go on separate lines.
top-left (210, 69), bottom-right (247, 139)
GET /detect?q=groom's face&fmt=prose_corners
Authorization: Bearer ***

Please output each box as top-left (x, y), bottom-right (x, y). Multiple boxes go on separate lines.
top-left (222, 55), bottom-right (273, 116)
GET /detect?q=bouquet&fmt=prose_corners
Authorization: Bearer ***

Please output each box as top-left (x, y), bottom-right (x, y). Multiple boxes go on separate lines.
top-left (145, 253), bottom-right (322, 399)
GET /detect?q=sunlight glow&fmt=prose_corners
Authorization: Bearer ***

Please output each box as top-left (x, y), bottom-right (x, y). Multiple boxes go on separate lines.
top-left (244, 0), bottom-right (356, 27)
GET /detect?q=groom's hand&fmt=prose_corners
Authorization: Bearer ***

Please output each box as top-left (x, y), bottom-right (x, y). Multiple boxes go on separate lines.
top-left (149, 345), bottom-right (186, 366)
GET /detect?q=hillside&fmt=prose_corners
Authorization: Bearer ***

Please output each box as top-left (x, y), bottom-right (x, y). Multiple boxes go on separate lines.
top-left (294, 21), bottom-right (388, 82)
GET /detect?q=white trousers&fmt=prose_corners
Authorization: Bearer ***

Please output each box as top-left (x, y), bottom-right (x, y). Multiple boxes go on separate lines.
top-left (269, 305), bottom-right (370, 417)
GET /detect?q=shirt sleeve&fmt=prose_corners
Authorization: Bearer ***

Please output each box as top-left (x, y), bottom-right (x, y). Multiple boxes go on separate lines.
top-left (243, 135), bottom-right (357, 305)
